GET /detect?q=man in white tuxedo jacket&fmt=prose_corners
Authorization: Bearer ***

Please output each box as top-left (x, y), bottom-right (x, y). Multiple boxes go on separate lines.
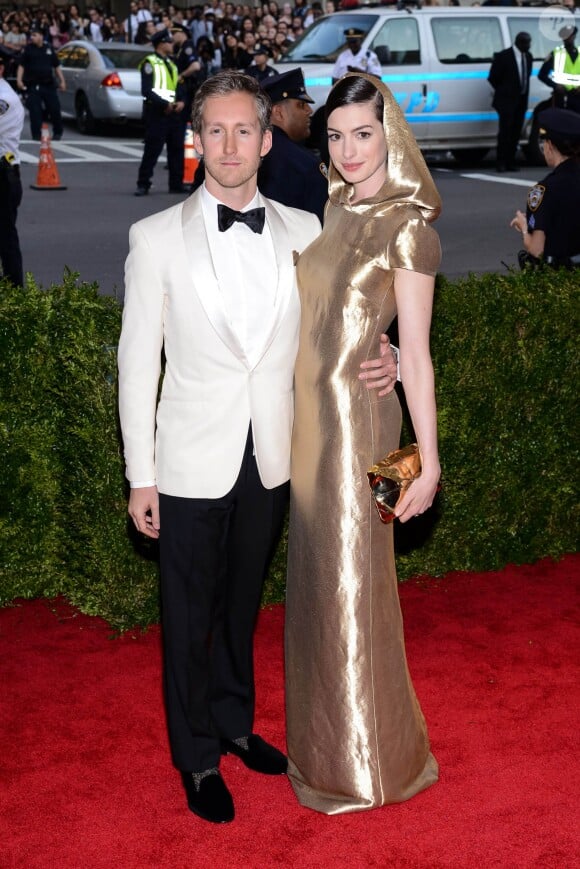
top-left (119, 70), bottom-right (321, 824)
top-left (119, 70), bottom-right (395, 824)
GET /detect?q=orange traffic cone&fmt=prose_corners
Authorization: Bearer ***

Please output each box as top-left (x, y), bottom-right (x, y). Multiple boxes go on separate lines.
top-left (30, 124), bottom-right (67, 191)
top-left (183, 122), bottom-right (199, 185)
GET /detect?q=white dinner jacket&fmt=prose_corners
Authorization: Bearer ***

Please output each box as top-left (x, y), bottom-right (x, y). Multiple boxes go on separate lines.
top-left (118, 189), bottom-right (321, 499)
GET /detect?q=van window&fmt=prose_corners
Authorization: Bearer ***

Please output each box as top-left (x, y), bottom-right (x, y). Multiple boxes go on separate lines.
top-left (431, 16), bottom-right (502, 64)
top-left (281, 13), bottom-right (379, 63)
top-left (370, 18), bottom-right (421, 66)
top-left (506, 16), bottom-right (578, 60)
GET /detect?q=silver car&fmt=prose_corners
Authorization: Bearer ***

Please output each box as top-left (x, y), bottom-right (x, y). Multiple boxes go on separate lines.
top-left (56, 41), bottom-right (149, 134)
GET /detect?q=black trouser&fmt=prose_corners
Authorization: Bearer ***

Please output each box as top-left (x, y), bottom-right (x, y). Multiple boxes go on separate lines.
top-left (137, 105), bottom-right (184, 191)
top-left (496, 96), bottom-right (527, 168)
top-left (0, 162), bottom-right (23, 287)
top-left (158, 428), bottom-right (289, 773)
top-left (25, 84), bottom-right (63, 140)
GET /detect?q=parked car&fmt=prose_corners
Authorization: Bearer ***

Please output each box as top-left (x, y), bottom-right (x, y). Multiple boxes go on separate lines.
top-left (278, 7), bottom-right (578, 164)
top-left (56, 41), bottom-right (149, 133)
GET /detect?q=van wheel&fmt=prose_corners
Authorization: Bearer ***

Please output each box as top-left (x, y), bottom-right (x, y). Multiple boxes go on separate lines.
top-left (75, 93), bottom-right (97, 135)
top-left (451, 148), bottom-right (488, 167)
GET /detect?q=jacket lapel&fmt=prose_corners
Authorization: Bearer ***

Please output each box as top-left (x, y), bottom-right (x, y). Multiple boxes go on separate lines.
top-left (250, 193), bottom-right (296, 369)
top-left (181, 190), bottom-right (249, 365)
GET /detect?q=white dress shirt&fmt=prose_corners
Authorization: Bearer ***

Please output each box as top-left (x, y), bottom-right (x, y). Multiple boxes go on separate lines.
top-left (201, 184), bottom-right (278, 369)
top-left (513, 45), bottom-right (527, 93)
top-left (332, 46), bottom-right (382, 80)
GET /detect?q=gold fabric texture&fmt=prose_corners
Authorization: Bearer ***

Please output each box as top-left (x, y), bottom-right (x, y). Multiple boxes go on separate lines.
top-left (285, 74), bottom-right (441, 814)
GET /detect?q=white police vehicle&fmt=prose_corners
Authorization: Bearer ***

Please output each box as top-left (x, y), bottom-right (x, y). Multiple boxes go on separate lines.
top-left (277, 5), bottom-right (579, 164)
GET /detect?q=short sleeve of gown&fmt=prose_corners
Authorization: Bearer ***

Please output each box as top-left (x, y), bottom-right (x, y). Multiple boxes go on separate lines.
top-left (386, 216), bottom-right (441, 277)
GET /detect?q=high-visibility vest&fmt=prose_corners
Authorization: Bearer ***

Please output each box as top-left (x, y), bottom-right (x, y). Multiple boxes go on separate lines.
top-left (141, 52), bottom-right (178, 103)
top-left (552, 45), bottom-right (580, 90)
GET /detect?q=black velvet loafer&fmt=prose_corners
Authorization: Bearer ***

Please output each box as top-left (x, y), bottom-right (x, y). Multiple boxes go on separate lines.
top-left (221, 734), bottom-right (288, 775)
top-left (181, 770), bottom-right (234, 824)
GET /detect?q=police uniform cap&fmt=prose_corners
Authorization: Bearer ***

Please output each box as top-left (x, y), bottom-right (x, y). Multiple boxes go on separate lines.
top-left (251, 44), bottom-right (270, 56)
top-left (151, 28), bottom-right (173, 46)
top-left (538, 107), bottom-right (580, 143)
top-left (170, 25), bottom-right (189, 36)
top-left (30, 26), bottom-right (45, 35)
top-left (344, 28), bottom-right (365, 41)
top-left (261, 68), bottom-right (314, 104)
top-left (558, 24), bottom-right (577, 40)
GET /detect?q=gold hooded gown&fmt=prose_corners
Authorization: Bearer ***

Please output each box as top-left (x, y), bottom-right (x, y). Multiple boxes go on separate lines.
top-left (285, 75), bottom-right (442, 814)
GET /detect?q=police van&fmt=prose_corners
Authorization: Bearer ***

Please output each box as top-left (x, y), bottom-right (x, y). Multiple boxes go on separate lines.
top-left (276, 5), bottom-right (579, 164)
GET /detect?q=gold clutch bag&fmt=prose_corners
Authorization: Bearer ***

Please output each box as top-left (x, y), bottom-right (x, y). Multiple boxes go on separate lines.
top-left (367, 444), bottom-right (421, 524)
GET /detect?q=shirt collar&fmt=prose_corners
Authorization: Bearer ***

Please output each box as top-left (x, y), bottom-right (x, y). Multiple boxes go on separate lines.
top-left (201, 183), bottom-right (260, 214)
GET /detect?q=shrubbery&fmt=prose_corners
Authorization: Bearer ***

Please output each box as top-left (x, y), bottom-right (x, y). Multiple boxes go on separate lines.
top-left (0, 269), bottom-right (577, 630)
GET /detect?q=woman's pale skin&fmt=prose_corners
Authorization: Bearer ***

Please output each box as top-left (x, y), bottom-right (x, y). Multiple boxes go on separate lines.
top-left (327, 100), bottom-right (441, 523)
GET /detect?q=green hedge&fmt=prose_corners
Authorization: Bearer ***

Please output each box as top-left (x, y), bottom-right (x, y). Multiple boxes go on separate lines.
top-left (0, 270), bottom-right (577, 630)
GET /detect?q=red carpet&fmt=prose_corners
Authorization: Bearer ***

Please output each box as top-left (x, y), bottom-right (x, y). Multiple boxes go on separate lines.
top-left (2, 556), bottom-right (579, 868)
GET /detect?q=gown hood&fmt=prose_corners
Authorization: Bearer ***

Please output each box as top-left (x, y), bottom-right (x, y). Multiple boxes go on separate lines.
top-left (327, 73), bottom-right (442, 223)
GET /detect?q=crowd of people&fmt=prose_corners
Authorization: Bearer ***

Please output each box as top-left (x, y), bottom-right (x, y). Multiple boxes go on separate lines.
top-left (0, 1), bottom-right (337, 71)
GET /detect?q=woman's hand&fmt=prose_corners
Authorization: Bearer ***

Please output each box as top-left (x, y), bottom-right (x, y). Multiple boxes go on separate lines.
top-left (394, 467), bottom-right (441, 524)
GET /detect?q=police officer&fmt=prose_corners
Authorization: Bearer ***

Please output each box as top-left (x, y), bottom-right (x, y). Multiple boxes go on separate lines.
top-left (538, 25), bottom-right (580, 115)
top-left (135, 29), bottom-right (188, 197)
top-left (510, 107), bottom-right (580, 268)
top-left (331, 28), bottom-right (381, 83)
top-left (171, 25), bottom-right (200, 122)
top-left (0, 48), bottom-right (25, 286)
top-left (16, 27), bottom-right (65, 141)
top-left (259, 68), bottom-right (328, 222)
top-left (245, 45), bottom-right (278, 85)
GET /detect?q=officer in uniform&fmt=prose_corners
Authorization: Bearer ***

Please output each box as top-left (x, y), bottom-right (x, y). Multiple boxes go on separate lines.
top-left (135, 29), bottom-right (188, 197)
top-left (0, 48), bottom-right (25, 286)
top-left (16, 27), bottom-right (65, 141)
top-left (331, 28), bottom-right (382, 83)
top-left (259, 68), bottom-right (328, 222)
top-left (510, 107), bottom-right (580, 268)
top-left (171, 25), bottom-right (200, 123)
top-left (245, 45), bottom-right (278, 85)
top-left (538, 25), bottom-right (580, 115)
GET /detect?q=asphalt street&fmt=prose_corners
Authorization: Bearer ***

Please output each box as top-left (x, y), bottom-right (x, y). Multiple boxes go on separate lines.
top-left (16, 122), bottom-right (541, 298)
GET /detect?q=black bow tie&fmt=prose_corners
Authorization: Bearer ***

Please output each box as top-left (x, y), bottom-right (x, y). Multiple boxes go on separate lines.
top-left (217, 204), bottom-right (265, 234)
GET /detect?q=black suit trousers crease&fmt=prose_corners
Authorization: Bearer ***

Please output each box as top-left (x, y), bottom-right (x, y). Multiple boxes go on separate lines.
top-left (159, 427), bottom-right (289, 773)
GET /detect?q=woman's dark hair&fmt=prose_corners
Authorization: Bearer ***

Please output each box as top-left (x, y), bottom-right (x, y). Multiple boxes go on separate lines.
top-left (325, 76), bottom-right (383, 123)
top-left (548, 137), bottom-right (580, 160)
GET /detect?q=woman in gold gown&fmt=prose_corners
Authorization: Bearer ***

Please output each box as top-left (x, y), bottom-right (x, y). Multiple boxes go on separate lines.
top-left (285, 73), bottom-right (442, 814)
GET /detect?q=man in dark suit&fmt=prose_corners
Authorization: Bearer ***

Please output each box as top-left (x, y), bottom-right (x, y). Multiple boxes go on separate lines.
top-left (488, 31), bottom-right (533, 172)
top-left (259, 68), bottom-right (329, 223)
